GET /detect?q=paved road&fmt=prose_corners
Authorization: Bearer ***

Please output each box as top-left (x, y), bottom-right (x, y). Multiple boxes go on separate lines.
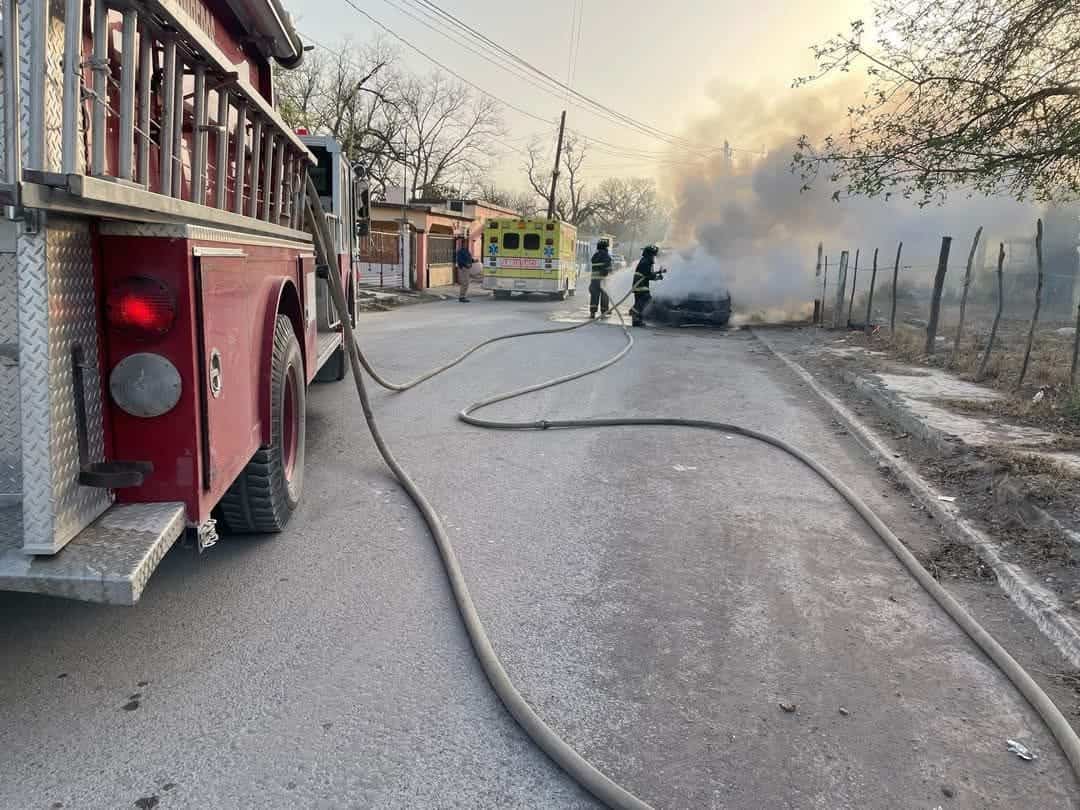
top-left (1, 275), bottom-right (1076, 809)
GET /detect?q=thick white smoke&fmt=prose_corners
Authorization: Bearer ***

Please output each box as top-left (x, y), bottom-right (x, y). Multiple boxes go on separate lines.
top-left (659, 81), bottom-right (1040, 319)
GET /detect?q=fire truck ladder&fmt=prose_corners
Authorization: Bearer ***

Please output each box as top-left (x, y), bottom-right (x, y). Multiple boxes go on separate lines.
top-left (4, 0), bottom-right (312, 230)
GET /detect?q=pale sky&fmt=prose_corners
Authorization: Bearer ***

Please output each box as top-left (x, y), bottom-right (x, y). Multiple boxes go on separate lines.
top-left (289, 0), bottom-right (872, 185)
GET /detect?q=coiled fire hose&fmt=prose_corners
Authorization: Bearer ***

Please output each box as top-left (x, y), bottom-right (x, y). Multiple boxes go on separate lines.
top-left (321, 264), bottom-right (1080, 807)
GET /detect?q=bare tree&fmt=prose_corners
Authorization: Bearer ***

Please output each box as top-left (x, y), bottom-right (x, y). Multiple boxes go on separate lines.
top-left (275, 38), bottom-right (404, 198)
top-left (794, 0), bottom-right (1080, 204)
top-left (478, 183), bottom-right (542, 217)
top-left (525, 134), bottom-right (599, 225)
top-left (592, 177), bottom-right (669, 253)
top-left (401, 73), bottom-right (505, 199)
top-left (275, 48), bottom-right (327, 129)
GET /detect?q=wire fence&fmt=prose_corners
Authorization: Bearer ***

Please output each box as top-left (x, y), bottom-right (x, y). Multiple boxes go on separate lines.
top-left (819, 219), bottom-right (1080, 393)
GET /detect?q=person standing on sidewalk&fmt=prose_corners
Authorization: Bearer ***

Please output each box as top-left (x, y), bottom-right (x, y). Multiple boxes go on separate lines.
top-left (455, 239), bottom-right (475, 303)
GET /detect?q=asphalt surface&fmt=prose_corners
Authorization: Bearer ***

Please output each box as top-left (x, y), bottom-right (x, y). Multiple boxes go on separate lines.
top-left (1, 273), bottom-right (1077, 809)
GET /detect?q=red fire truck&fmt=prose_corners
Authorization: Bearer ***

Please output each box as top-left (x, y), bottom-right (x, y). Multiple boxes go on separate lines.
top-left (0, 0), bottom-right (363, 604)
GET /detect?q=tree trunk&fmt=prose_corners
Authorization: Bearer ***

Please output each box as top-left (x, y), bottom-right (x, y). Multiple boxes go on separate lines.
top-left (1016, 219), bottom-right (1044, 391)
top-left (976, 243), bottom-right (1006, 382)
top-left (925, 236), bottom-right (953, 355)
top-left (950, 226), bottom-right (983, 367)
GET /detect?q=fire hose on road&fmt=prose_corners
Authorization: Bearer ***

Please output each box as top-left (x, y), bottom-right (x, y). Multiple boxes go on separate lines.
top-left (310, 225), bottom-right (1080, 807)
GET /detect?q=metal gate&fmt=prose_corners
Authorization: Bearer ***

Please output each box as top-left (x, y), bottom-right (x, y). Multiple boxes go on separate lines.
top-left (427, 234), bottom-right (455, 266)
top-left (356, 230), bottom-right (406, 289)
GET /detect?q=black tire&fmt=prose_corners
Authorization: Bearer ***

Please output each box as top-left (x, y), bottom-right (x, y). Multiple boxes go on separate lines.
top-left (494, 290), bottom-right (512, 300)
top-left (220, 315), bottom-right (306, 534)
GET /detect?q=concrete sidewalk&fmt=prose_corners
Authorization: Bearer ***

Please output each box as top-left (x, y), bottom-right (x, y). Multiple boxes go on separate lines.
top-left (424, 283), bottom-right (493, 301)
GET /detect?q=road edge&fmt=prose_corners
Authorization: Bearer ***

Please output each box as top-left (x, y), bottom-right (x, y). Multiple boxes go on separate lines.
top-left (753, 330), bottom-right (1080, 670)
top-left (833, 365), bottom-right (1080, 549)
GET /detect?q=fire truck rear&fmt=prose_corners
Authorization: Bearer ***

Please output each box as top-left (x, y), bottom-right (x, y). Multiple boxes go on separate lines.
top-left (0, 1), bottom-right (360, 604)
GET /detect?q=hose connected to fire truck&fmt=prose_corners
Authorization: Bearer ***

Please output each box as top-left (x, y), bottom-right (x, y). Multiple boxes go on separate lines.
top-left (309, 180), bottom-right (1080, 807)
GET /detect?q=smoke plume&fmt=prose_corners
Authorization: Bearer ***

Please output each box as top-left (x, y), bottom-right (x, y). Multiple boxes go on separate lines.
top-left (659, 80), bottom-right (1050, 320)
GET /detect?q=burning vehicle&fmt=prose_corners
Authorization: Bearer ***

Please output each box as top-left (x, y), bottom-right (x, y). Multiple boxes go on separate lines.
top-left (646, 288), bottom-right (733, 327)
top-left (644, 248), bottom-right (733, 326)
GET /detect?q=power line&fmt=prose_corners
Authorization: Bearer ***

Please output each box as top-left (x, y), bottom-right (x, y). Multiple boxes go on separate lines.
top-left (333, 0), bottom-right (764, 163)
top-left (371, 0), bottom-right (578, 111)
top-left (384, 0), bottom-right (715, 153)
top-left (405, 0), bottom-right (721, 153)
top-left (565, 0), bottom-right (577, 96)
top-left (335, 0), bottom-right (553, 125)
top-left (300, 32), bottom-right (558, 172)
top-left (306, 10), bottom-right (750, 177)
top-left (565, 0), bottom-right (583, 99)
top-left (570, 1), bottom-right (584, 89)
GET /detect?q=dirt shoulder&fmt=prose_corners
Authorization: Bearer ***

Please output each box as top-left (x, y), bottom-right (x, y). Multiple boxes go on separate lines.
top-left (757, 326), bottom-right (1080, 715)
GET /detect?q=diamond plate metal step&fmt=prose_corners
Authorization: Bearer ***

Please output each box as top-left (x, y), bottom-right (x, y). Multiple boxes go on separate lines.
top-left (0, 501), bottom-right (185, 604)
top-left (316, 330), bottom-right (343, 370)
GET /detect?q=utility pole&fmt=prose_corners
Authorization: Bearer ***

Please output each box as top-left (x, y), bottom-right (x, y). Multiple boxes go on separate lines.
top-left (547, 110), bottom-right (567, 219)
top-left (399, 132), bottom-right (411, 288)
top-left (401, 130), bottom-right (408, 224)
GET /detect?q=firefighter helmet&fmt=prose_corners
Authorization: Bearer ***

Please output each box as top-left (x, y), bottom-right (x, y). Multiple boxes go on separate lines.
top-left (597, 239), bottom-right (610, 250)
top-left (643, 244), bottom-right (659, 256)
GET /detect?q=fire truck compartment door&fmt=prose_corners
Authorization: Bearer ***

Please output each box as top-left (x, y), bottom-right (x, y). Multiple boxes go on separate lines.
top-left (195, 254), bottom-right (262, 495)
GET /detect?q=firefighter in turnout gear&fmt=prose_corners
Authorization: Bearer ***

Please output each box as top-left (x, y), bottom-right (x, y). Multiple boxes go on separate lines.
top-left (589, 239), bottom-right (613, 318)
top-left (631, 245), bottom-right (664, 327)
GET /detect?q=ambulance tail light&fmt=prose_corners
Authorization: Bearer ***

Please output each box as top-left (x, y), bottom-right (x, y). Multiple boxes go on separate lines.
top-left (107, 277), bottom-right (176, 338)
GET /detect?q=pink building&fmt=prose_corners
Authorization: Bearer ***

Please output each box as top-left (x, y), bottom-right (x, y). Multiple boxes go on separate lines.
top-left (356, 196), bottom-right (518, 291)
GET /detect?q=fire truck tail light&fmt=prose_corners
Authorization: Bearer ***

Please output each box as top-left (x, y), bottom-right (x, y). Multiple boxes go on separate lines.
top-left (109, 353), bottom-right (183, 418)
top-left (107, 277), bottom-right (176, 337)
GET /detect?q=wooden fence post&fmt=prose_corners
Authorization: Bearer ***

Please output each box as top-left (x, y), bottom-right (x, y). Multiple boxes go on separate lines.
top-left (833, 251), bottom-right (850, 329)
top-left (1071, 304), bottom-right (1080, 388)
top-left (821, 256), bottom-right (829, 325)
top-left (814, 242), bottom-right (823, 323)
top-left (847, 248), bottom-right (860, 326)
top-left (925, 236), bottom-right (953, 355)
top-left (951, 226), bottom-right (983, 367)
top-left (865, 247), bottom-right (879, 331)
top-left (890, 241), bottom-right (903, 334)
top-left (1016, 219), bottom-right (1044, 391)
top-left (976, 243), bottom-right (1005, 382)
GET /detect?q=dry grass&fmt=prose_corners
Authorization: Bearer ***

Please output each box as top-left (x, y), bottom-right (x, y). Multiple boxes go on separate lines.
top-left (944, 396), bottom-right (1080, 434)
top-left (863, 318), bottom-right (1080, 397)
top-left (979, 448), bottom-right (1080, 505)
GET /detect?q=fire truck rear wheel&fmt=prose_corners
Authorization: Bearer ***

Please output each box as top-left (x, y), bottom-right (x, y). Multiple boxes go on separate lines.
top-left (220, 315), bottom-right (306, 534)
